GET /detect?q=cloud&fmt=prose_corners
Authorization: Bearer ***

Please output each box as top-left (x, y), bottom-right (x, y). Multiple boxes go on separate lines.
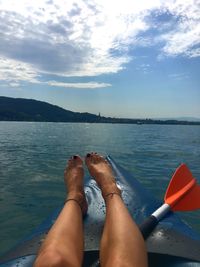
top-left (0, 0), bottom-right (199, 85)
top-left (0, 57), bottom-right (40, 83)
top-left (136, 63), bottom-right (151, 74)
top-left (158, 1), bottom-right (200, 57)
top-left (47, 81), bottom-right (111, 88)
top-left (160, 19), bottom-right (200, 57)
top-left (9, 82), bottom-right (21, 87)
top-left (0, 57), bottom-right (111, 89)
top-left (168, 73), bottom-right (189, 80)
top-left (186, 48), bottom-right (200, 58)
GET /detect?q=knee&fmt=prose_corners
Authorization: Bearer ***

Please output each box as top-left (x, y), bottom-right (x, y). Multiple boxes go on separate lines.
top-left (34, 249), bottom-right (68, 267)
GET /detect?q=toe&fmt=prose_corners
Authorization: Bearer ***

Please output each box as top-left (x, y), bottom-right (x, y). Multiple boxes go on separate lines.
top-left (93, 153), bottom-right (106, 163)
top-left (93, 154), bottom-right (100, 163)
top-left (66, 158), bottom-right (73, 168)
top-left (91, 153), bottom-right (99, 164)
top-left (73, 155), bottom-right (83, 165)
top-left (85, 152), bottom-right (94, 164)
top-left (66, 155), bottom-right (83, 170)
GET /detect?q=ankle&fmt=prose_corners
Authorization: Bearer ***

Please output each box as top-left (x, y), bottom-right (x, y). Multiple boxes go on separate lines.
top-left (67, 190), bottom-right (85, 200)
top-left (104, 192), bottom-right (121, 198)
top-left (102, 186), bottom-right (122, 200)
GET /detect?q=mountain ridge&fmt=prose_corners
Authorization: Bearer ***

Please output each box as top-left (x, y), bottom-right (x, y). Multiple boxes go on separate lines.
top-left (0, 96), bottom-right (199, 125)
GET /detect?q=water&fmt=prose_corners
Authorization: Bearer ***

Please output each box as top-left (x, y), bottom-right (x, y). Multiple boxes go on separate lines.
top-left (0, 122), bottom-right (200, 255)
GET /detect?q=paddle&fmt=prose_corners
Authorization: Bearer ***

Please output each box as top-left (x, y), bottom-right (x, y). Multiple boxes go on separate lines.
top-left (139, 163), bottom-right (200, 239)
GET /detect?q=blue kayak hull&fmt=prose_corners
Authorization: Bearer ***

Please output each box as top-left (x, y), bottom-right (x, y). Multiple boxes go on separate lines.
top-left (1, 156), bottom-right (200, 266)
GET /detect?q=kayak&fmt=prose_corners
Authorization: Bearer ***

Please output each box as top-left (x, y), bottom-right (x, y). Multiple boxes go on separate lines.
top-left (0, 156), bottom-right (200, 267)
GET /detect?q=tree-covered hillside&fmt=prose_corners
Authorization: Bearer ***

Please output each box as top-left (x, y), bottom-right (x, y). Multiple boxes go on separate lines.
top-left (0, 96), bottom-right (199, 125)
top-left (0, 96), bottom-right (100, 122)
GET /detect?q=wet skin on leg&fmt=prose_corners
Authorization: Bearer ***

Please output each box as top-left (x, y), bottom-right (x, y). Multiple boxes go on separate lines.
top-left (86, 153), bottom-right (148, 267)
top-left (34, 155), bottom-right (87, 267)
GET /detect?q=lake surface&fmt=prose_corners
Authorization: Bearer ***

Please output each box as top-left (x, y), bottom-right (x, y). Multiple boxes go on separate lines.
top-left (0, 122), bottom-right (200, 255)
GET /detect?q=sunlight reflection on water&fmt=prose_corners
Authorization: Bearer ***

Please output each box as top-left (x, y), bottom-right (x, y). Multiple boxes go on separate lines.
top-left (0, 122), bottom-right (200, 254)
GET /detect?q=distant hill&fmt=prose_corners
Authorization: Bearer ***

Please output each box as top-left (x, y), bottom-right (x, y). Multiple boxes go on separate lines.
top-left (156, 117), bottom-right (200, 122)
top-left (0, 96), bottom-right (103, 123)
top-left (0, 96), bottom-right (200, 125)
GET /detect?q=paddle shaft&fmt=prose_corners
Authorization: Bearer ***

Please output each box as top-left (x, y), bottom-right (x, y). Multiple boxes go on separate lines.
top-left (139, 203), bottom-right (170, 239)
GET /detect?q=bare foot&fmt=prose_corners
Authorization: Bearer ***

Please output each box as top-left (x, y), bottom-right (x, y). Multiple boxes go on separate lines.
top-left (85, 153), bottom-right (121, 199)
top-left (64, 155), bottom-right (88, 215)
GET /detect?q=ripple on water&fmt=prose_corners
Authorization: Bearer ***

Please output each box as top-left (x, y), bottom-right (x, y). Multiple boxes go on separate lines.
top-left (0, 122), bottom-right (200, 255)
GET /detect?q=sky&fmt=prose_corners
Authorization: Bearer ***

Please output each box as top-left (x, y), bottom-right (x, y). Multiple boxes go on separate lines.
top-left (0, 0), bottom-right (199, 119)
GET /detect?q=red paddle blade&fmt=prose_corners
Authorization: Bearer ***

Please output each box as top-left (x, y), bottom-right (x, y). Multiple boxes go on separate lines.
top-left (164, 164), bottom-right (200, 211)
top-left (172, 185), bottom-right (200, 211)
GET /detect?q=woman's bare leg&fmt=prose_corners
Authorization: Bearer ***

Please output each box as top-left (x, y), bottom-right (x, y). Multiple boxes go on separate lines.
top-left (34, 155), bottom-right (88, 267)
top-left (85, 153), bottom-right (147, 267)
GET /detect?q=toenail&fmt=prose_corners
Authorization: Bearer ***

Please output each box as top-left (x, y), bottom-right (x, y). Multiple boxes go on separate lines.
top-left (86, 153), bottom-right (91, 157)
top-left (73, 155), bottom-right (78, 159)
